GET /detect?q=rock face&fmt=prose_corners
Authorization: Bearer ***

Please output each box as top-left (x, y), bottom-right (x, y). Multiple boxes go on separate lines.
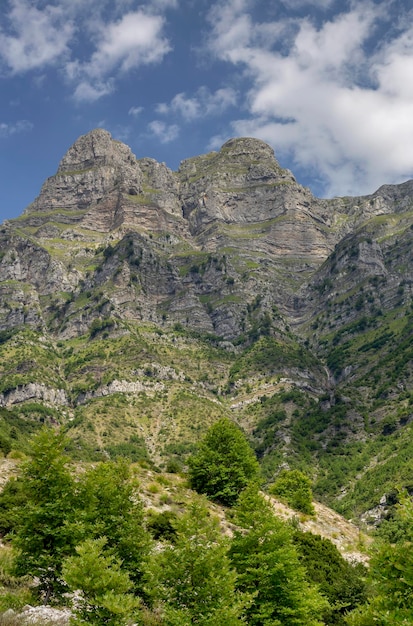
top-left (2, 127), bottom-right (413, 342)
top-left (0, 383), bottom-right (68, 408)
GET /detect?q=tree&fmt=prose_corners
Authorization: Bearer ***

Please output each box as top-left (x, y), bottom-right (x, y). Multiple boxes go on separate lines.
top-left (12, 427), bottom-right (79, 602)
top-left (188, 418), bottom-right (260, 506)
top-left (229, 485), bottom-right (329, 626)
top-left (293, 530), bottom-right (367, 625)
top-left (62, 537), bottom-right (139, 626)
top-left (147, 499), bottom-right (249, 625)
top-left (345, 495), bottom-right (413, 625)
top-left (270, 469), bottom-right (315, 515)
top-left (77, 460), bottom-right (152, 593)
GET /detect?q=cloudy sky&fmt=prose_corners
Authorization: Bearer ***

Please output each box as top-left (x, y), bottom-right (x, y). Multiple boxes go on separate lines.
top-left (1, 0), bottom-right (413, 221)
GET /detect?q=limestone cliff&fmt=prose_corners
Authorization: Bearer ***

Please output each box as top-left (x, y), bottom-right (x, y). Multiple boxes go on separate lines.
top-left (2, 128), bottom-right (413, 343)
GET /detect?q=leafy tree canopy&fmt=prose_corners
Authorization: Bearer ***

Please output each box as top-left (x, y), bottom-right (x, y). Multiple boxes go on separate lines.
top-left (270, 468), bottom-right (315, 515)
top-left (62, 537), bottom-right (139, 626)
top-left (293, 530), bottom-right (367, 625)
top-left (12, 428), bottom-right (80, 602)
top-left (147, 499), bottom-right (249, 625)
top-left (346, 495), bottom-right (413, 625)
top-left (229, 485), bottom-right (329, 626)
top-left (188, 418), bottom-right (260, 506)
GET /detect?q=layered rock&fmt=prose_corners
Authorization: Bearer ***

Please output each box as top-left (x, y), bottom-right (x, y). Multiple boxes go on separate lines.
top-left (3, 128), bottom-right (413, 341)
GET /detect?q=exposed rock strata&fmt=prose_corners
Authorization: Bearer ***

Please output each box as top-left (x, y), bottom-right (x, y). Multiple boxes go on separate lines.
top-left (2, 128), bottom-right (413, 342)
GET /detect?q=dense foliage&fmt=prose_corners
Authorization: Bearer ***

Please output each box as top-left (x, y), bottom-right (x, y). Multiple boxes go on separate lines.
top-left (12, 429), bottom-right (80, 602)
top-left (188, 418), bottom-right (260, 506)
top-left (0, 426), bottom-right (411, 626)
top-left (345, 496), bottom-right (413, 625)
top-left (293, 531), bottom-right (367, 625)
top-left (147, 500), bottom-right (248, 625)
top-left (229, 486), bottom-right (328, 625)
top-left (270, 469), bottom-right (315, 515)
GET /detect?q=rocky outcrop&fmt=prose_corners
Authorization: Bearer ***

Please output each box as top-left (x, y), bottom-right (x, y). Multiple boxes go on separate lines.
top-left (0, 383), bottom-right (68, 407)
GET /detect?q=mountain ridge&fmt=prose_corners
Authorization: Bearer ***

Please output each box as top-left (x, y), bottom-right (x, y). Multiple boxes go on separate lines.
top-left (2, 128), bottom-right (413, 520)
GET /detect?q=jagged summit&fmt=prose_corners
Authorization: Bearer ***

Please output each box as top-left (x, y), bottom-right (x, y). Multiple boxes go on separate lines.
top-left (57, 128), bottom-right (137, 173)
top-left (19, 130), bottom-right (304, 235)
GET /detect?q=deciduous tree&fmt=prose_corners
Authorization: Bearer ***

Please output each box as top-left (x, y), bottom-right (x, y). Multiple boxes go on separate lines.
top-left (188, 418), bottom-right (260, 506)
top-left (229, 485), bottom-right (328, 625)
top-left (12, 428), bottom-right (79, 602)
top-left (148, 499), bottom-right (249, 625)
top-left (62, 537), bottom-right (139, 626)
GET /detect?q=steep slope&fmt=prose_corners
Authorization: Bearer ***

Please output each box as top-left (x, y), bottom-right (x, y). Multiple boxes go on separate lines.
top-left (2, 128), bottom-right (413, 519)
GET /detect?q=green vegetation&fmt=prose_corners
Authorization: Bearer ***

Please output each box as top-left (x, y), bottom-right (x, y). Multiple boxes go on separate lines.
top-left (12, 428), bottom-right (79, 602)
top-left (62, 538), bottom-right (139, 626)
top-left (293, 531), bottom-right (367, 625)
top-left (0, 426), bottom-right (411, 625)
top-left (270, 469), bottom-right (315, 515)
top-left (345, 496), bottom-right (413, 625)
top-left (148, 499), bottom-right (248, 625)
top-left (188, 418), bottom-right (260, 506)
top-left (229, 486), bottom-right (329, 625)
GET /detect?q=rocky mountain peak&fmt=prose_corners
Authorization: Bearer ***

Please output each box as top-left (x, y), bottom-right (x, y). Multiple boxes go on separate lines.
top-left (220, 136), bottom-right (277, 160)
top-left (57, 128), bottom-right (136, 172)
top-left (21, 130), bottom-right (143, 226)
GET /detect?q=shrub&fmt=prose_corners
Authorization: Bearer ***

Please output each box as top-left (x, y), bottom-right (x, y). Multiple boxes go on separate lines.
top-left (270, 469), bottom-right (315, 515)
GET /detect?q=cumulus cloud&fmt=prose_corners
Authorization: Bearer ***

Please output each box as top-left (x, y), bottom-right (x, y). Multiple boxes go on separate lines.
top-left (83, 12), bottom-right (170, 77)
top-left (207, 0), bottom-right (413, 196)
top-left (68, 11), bottom-right (171, 102)
top-left (148, 120), bottom-right (180, 143)
top-left (0, 0), bottom-right (74, 73)
top-left (156, 86), bottom-right (238, 121)
top-left (0, 119), bottom-right (33, 137)
top-left (0, 1), bottom-right (172, 102)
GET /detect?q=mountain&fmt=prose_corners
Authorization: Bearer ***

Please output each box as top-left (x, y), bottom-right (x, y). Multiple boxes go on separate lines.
top-left (1, 128), bottom-right (413, 520)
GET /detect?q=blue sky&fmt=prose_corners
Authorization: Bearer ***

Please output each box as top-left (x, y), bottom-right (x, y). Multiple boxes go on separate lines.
top-left (1, 0), bottom-right (413, 221)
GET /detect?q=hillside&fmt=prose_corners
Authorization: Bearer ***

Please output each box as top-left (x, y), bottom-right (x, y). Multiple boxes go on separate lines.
top-left (1, 128), bottom-right (413, 520)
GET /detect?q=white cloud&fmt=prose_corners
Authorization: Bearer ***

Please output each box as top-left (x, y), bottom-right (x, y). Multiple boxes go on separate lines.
top-left (0, 119), bottom-right (33, 137)
top-left (207, 1), bottom-right (413, 196)
top-left (86, 12), bottom-right (170, 77)
top-left (148, 120), bottom-right (180, 143)
top-left (72, 80), bottom-right (114, 103)
top-left (0, 0), bottom-right (74, 73)
top-left (157, 86), bottom-right (238, 121)
top-left (128, 106), bottom-right (144, 117)
top-left (68, 10), bottom-right (171, 102)
top-left (0, 2), bottom-right (172, 102)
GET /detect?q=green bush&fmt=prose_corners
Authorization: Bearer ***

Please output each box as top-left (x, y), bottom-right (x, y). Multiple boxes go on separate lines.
top-left (293, 531), bottom-right (367, 625)
top-left (270, 469), bottom-right (315, 515)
